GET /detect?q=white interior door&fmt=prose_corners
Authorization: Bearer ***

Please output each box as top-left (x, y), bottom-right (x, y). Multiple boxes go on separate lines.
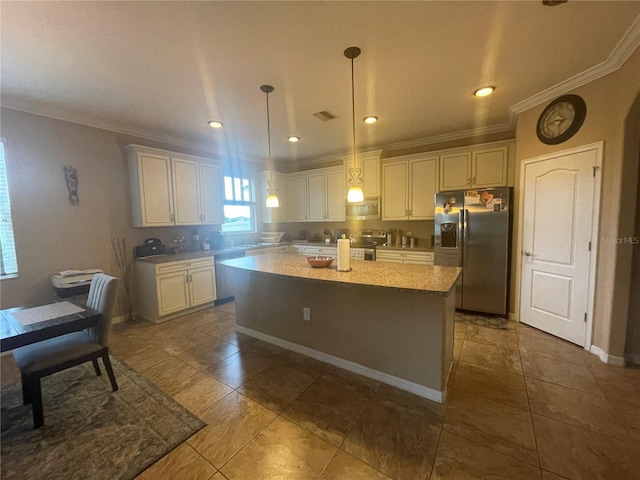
top-left (520, 147), bottom-right (599, 346)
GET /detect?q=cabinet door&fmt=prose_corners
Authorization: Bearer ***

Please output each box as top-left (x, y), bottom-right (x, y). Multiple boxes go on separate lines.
top-left (189, 266), bottom-right (216, 306)
top-left (137, 153), bottom-right (174, 226)
top-left (345, 156), bottom-right (380, 198)
top-left (325, 169), bottom-right (345, 221)
top-left (472, 147), bottom-right (508, 187)
top-left (172, 158), bottom-right (202, 225)
top-left (409, 156), bottom-right (438, 219)
top-left (375, 252), bottom-right (403, 264)
top-left (200, 164), bottom-right (224, 224)
top-left (440, 153), bottom-right (471, 191)
top-left (157, 271), bottom-right (190, 315)
top-left (287, 175), bottom-right (308, 222)
top-left (382, 162), bottom-right (409, 220)
top-left (307, 172), bottom-right (326, 221)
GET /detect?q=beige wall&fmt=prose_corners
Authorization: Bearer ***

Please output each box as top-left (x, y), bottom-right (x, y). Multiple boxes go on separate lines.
top-left (512, 47), bottom-right (640, 359)
top-left (0, 108), bottom-right (257, 316)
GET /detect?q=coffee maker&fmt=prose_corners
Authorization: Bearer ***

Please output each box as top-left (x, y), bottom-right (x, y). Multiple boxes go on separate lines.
top-left (208, 231), bottom-right (225, 250)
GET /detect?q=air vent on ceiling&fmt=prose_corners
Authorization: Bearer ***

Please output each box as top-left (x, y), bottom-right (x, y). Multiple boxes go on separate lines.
top-left (313, 110), bottom-right (337, 122)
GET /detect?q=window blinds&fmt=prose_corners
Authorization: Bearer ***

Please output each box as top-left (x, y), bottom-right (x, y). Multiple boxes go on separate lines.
top-left (0, 140), bottom-right (18, 276)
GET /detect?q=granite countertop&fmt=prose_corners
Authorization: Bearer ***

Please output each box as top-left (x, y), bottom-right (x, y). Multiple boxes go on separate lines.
top-left (294, 241), bottom-right (434, 252)
top-left (376, 244), bottom-right (434, 253)
top-left (135, 243), bottom-right (288, 264)
top-left (220, 253), bottom-right (461, 295)
top-left (135, 250), bottom-right (218, 264)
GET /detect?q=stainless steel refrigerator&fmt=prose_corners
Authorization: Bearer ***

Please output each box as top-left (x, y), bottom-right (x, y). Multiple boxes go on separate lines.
top-left (434, 188), bottom-right (511, 315)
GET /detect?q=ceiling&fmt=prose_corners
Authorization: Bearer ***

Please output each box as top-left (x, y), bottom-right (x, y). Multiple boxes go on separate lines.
top-left (2, 1), bottom-right (640, 166)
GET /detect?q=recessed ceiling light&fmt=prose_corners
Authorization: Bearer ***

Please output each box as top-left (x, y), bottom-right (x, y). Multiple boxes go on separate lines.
top-left (474, 86), bottom-right (495, 97)
top-left (208, 120), bottom-right (223, 128)
top-left (288, 136), bottom-right (300, 143)
top-left (363, 116), bottom-right (378, 124)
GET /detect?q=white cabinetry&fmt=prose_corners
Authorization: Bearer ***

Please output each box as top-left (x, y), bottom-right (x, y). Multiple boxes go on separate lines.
top-left (381, 154), bottom-right (438, 221)
top-left (199, 163), bottom-right (225, 224)
top-left (376, 250), bottom-right (434, 265)
top-left (289, 244), bottom-right (304, 254)
top-left (307, 167), bottom-right (345, 222)
top-left (258, 171), bottom-right (287, 224)
top-left (342, 150), bottom-right (382, 198)
top-left (286, 174), bottom-right (308, 222)
top-left (126, 145), bottom-right (224, 227)
top-left (303, 245), bottom-right (337, 256)
top-left (440, 144), bottom-right (509, 191)
top-left (136, 256), bottom-right (216, 322)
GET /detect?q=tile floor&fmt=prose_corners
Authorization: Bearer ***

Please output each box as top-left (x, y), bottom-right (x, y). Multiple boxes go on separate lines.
top-left (3, 303), bottom-right (640, 480)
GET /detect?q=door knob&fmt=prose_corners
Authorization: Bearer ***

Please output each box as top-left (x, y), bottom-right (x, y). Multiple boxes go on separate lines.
top-left (523, 251), bottom-right (532, 256)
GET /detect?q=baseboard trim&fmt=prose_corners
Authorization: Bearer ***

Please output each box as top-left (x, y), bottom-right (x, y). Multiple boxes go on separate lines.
top-left (112, 314), bottom-right (128, 325)
top-left (626, 353), bottom-right (640, 366)
top-left (589, 345), bottom-right (626, 366)
top-left (236, 325), bottom-right (445, 403)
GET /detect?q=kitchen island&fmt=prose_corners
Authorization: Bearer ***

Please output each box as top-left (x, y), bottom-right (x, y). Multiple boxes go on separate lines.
top-left (221, 253), bottom-right (461, 402)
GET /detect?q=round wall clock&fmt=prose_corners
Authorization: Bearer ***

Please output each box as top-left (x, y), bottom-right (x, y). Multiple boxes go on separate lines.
top-left (536, 94), bottom-right (587, 145)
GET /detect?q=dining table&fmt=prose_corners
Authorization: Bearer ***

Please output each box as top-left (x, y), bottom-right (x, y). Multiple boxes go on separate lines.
top-left (0, 300), bottom-right (101, 353)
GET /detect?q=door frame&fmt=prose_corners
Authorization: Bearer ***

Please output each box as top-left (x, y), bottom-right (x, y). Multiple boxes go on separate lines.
top-left (517, 141), bottom-right (603, 349)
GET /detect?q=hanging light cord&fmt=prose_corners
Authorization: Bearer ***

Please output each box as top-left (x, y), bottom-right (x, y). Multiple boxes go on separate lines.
top-left (350, 56), bottom-right (356, 165)
top-left (266, 90), bottom-right (272, 163)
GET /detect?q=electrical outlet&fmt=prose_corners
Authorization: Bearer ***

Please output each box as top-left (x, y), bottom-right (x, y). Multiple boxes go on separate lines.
top-left (303, 307), bottom-right (311, 321)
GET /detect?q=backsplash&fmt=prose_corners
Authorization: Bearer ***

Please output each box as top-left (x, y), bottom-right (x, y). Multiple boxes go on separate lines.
top-left (263, 220), bottom-right (435, 247)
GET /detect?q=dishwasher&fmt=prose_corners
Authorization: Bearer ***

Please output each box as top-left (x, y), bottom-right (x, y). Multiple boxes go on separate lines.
top-left (214, 250), bottom-right (246, 305)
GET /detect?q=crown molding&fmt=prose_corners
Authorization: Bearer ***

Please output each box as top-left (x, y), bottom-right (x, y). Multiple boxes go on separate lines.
top-left (510, 14), bottom-right (640, 114)
top-left (376, 120), bottom-right (515, 154)
top-left (0, 97), bottom-right (224, 156)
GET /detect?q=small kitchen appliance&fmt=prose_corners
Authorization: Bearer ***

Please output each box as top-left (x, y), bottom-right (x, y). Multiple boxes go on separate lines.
top-left (209, 231), bottom-right (225, 250)
top-left (135, 238), bottom-right (166, 258)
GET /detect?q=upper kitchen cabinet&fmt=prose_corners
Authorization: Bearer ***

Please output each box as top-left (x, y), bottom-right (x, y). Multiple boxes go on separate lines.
top-left (342, 150), bottom-right (382, 198)
top-left (127, 147), bottom-right (174, 226)
top-left (172, 158), bottom-right (202, 225)
top-left (381, 153), bottom-right (438, 221)
top-left (126, 145), bottom-right (223, 227)
top-left (286, 173), bottom-right (308, 222)
top-left (258, 171), bottom-right (287, 224)
top-left (199, 163), bottom-right (224, 224)
top-left (439, 142), bottom-right (512, 191)
top-left (308, 167), bottom-right (345, 222)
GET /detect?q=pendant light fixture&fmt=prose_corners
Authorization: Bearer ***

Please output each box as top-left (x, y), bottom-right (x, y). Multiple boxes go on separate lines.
top-left (261, 84), bottom-right (279, 208)
top-left (345, 46), bottom-right (364, 203)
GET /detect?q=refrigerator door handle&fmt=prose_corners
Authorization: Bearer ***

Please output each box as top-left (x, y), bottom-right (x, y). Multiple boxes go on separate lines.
top-left (462, 208), bottom-right (469, 267)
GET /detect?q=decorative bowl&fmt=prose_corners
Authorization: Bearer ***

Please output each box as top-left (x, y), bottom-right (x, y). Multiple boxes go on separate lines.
top-left (306, 256), bottom-right (334, 268)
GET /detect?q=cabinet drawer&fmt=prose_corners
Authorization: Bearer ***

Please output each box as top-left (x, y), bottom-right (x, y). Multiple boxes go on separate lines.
top-left (289, 245), bottom-right (304, 254)
top-left (303, 246), bottom-right (337, 256)
top-left (155, 257), bottom-right (214, 274)
top-left (376, 250), bottom-right (433, 264)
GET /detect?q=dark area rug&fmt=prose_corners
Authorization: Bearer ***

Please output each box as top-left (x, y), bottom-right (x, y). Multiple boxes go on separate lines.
top-left (1, 356), bottom-right (204, 480)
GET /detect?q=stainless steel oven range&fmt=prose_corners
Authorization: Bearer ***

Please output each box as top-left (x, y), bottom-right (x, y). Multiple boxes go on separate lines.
top-left (348, 230), bottom-right (387, 261)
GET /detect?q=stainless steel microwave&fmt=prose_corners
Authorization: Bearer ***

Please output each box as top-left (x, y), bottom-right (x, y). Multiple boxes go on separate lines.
top-left (345, 198), bottom-right (381, 220)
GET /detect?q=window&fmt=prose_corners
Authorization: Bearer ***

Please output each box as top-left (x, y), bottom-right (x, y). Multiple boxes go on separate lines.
top-left (221, 175), bottom-right (256, 233)
top-left (0, 140), bottom-right (18, 277)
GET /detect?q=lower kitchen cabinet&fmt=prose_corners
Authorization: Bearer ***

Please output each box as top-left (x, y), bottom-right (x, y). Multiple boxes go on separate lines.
top-left (136, 256), bottom-right (216, 322)
top-left (376, 250), bottom-right (434, 265)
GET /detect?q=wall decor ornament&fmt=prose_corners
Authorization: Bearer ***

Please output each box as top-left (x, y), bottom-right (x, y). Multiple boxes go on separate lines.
top-left (63, 165), bottom-right (79, 205)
